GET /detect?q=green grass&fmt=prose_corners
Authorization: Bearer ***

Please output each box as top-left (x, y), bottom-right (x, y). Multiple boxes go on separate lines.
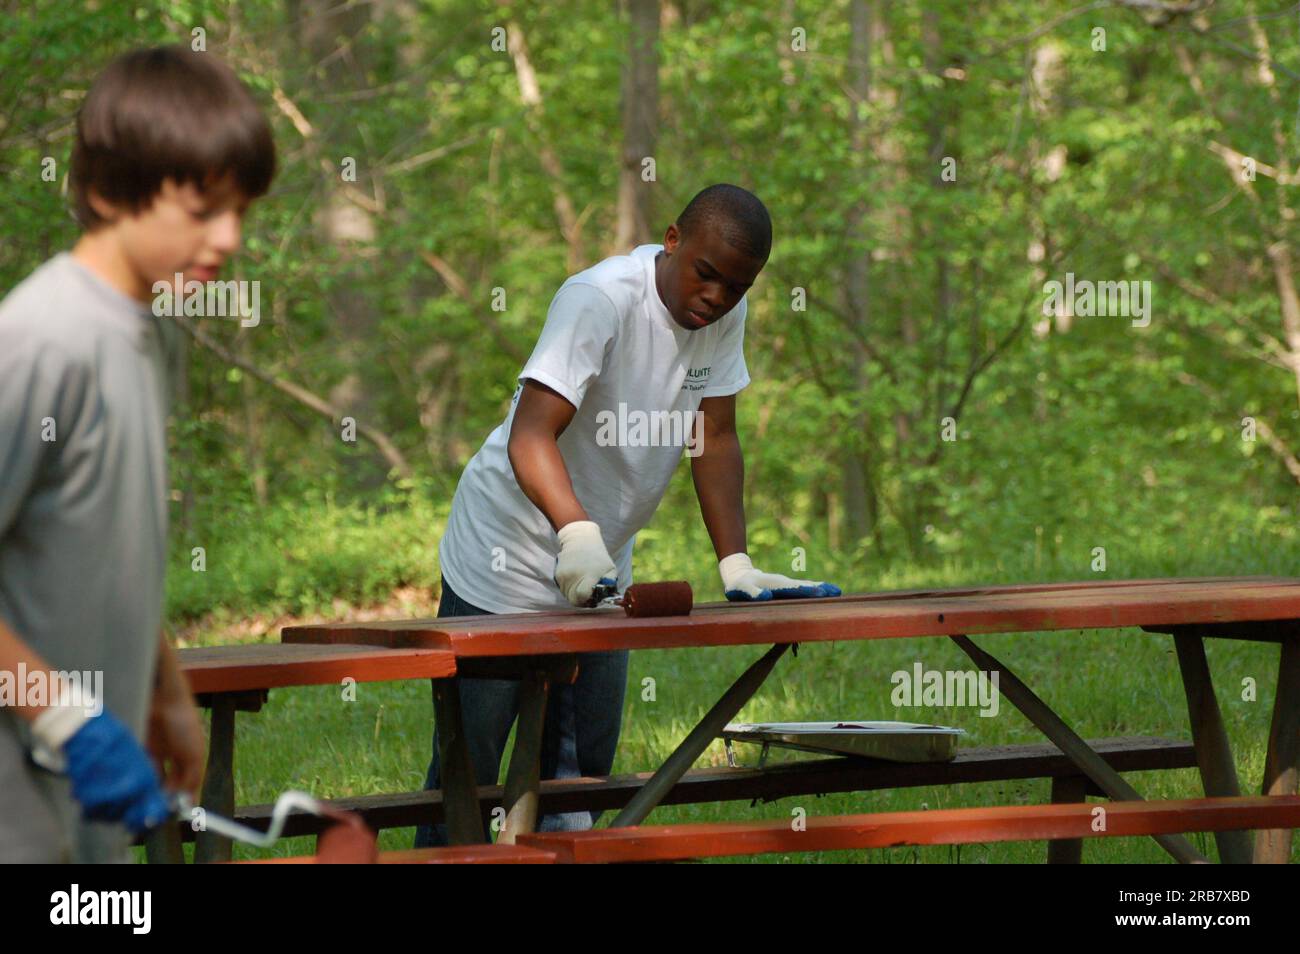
top-left (149, 510), bottom-right (1299, 864)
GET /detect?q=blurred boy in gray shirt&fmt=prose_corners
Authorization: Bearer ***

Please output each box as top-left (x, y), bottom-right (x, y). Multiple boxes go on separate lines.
top-left (0, 46), bottom-right (276, 861)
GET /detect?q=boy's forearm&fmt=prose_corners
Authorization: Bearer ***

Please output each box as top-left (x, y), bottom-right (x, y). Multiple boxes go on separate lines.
top-left (508, 431), bottom-right (590, 532)
top-left (151, 631), bottom-right (192, 704)
top-left (691, 429), bottom-right (748, 560)
top-left (0, 618), bottom-right (57, 722)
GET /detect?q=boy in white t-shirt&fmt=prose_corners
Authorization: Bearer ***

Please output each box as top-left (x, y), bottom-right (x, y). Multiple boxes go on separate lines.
top-left (415, 184), bottom-right (840, 846)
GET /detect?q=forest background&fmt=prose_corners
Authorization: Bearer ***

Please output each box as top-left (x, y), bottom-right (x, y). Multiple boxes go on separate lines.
top-left (3, 0), bottom-right (1297, 861)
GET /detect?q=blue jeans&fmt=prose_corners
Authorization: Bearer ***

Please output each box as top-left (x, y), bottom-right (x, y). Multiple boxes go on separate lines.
top-left (413, 577), bottom-right (630, 847)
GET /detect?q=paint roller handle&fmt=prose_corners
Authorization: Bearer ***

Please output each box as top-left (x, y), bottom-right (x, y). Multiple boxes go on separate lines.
top-left (587, 581), bottom-right (620, 607)
top-left (171, 790), bottom-right (331, 847)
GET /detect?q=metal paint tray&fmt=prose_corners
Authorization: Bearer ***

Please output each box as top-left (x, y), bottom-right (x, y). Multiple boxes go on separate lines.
top-left (721, 721), bottom-right (966, 766)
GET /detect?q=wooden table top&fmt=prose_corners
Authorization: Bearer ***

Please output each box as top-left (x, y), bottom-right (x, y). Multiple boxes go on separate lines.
top-left (179, 642), bottom-right (457, 693)
top-left (280, 576), bottom-right (1300, 658)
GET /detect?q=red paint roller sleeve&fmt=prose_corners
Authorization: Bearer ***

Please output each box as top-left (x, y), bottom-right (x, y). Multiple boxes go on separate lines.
top-left (621, 581), bottom-right (693, 618)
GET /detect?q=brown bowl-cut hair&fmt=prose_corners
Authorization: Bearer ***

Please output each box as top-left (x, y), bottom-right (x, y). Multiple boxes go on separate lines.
top-left (70, 45), bottom-right (276, 229)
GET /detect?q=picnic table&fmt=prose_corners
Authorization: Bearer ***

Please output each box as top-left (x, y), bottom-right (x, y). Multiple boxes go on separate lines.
top-left (158, 643), bottom-right (457, 863)
top-left (282, 576), bottom-right (1300, 863)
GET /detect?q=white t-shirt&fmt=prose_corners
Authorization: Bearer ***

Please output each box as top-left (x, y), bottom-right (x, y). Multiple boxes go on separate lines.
top-left (439, 244), bottom-right (750, 613)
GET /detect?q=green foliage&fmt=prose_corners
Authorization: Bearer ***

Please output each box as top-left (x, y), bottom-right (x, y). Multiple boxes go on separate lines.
top-left (2, 0), bottom-right (1298, 616)
top-left (166, 481), bottom-right (448, 622)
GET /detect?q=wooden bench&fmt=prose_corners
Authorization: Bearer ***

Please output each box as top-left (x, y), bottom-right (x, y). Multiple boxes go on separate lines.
top-left (377, 844), bottom-right (557, 864)
top-left (181, 642), bottom-right (458, 695)
top-left (516, 794), bottom-right (1300, 863)
top-left (236, 844), bottom-right (557, 864)
top-left (145, 643), bottom-right (457, 863)
top-left (182, 736), bottom-right (1196, 863)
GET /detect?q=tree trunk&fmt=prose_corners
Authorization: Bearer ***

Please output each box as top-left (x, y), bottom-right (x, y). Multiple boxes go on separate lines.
top-left (506, 17), bottom-right (586, 272)
top-left (614, 0), bottom-right (659, 253)
top-left (840, 0), bottom-right (877, 553)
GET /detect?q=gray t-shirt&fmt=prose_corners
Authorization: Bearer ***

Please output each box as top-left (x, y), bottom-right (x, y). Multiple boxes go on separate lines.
top-left (0, 252), bottom-right (170, 861)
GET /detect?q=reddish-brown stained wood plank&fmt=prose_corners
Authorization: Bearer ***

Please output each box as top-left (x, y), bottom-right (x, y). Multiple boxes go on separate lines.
top-left (180, 643), bottom-right (456, 694)
top-left (799, 575), bottom-right (1285, 605)
top-left (517, 795), bottom-right (1300, 863)
top-left (378, 845), bottom-right (556, 864)
top-left (285, 576), bottom-right (1286, 638)
top-left (232, 844), bottom-right (557, 864)
top-left (227, 856), bottom-right (315, 864)
top-left (282, 577), bottom-right (1300, 657)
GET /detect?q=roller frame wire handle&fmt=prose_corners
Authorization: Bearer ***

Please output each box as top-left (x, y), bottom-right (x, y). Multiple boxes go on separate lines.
top-left (172, 790), bottom-right (355, 848)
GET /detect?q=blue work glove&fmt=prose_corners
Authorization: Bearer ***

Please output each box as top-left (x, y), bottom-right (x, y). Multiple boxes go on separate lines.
top-left (719, 552), bottom-right (843, 602)
top-left (34, 706), bottom-right (172, 834)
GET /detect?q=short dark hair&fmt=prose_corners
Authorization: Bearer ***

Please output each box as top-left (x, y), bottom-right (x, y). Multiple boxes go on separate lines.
top-left (675, 184), bottom-right (772, 261)
top-left (70, 46), bottom-right (276, 229)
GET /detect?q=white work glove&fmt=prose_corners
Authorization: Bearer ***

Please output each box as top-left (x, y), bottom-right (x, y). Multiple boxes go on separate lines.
top-left (719, 552), bottom-right (842, 602)
top-left (555, 520), bottom-right (618, 607)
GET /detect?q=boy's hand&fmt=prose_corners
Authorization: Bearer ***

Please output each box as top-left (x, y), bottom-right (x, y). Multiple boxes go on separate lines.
top-left (555, 520), bottom-right (618, 606)
top-left (719, 552), bottom-right (842, 602)
top-left (38, 708), bottom-right (173, 833)
top-left (146, 691), bottom-right (205, 800)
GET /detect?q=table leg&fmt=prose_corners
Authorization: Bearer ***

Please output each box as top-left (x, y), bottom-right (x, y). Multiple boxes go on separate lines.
top-left (1254, 637), bottom-right (1300, 863)
top-left (194, 697), bottom-right (236, 863)
top-left (143, 817), bottom-right (184, 863)
top-left (951, 635), bottom-right (1207, 864)
top-left (1047, 775), bottom-right (1088, 864)
top-left (611, 643), bottom-right (791, 829)
top-left (1173, 633), bottom-right (1252, 863)
top-left (498, 668), bottom-right (550, 844)
top-left (433, 676), bottom-right (486, 845)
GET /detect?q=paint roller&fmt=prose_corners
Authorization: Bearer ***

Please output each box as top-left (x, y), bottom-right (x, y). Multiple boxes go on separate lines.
top-left (587, 580), bottom-right (693, 617)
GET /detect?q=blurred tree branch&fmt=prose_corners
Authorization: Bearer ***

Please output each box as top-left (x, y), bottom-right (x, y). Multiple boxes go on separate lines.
top-left (171, 316), bottom-right (413, 478)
